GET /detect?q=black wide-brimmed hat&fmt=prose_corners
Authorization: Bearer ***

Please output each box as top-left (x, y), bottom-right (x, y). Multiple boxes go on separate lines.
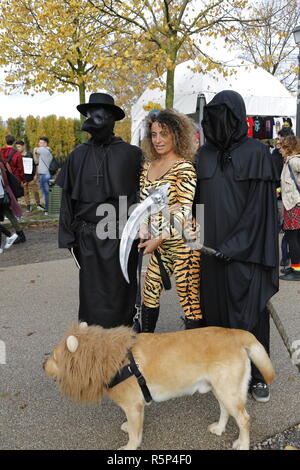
top-left (77, 93), bottom-right (125, 121)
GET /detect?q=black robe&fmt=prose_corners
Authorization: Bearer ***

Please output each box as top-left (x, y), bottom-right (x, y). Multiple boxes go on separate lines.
top-left (196, 90), bottom-right (279, 331)
top-left (56, 136), bottom-right (142, 328)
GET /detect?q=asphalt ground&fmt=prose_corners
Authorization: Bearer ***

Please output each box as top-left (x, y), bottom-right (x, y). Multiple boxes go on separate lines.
top-left (0, 224), bottom-right (300, 456)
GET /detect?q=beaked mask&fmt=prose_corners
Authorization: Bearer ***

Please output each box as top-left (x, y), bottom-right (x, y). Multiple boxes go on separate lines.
top-left (81, 107), bottom-right (115, 142)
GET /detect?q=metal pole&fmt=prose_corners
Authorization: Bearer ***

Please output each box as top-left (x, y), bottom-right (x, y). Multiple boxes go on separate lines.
top-left (198, 93), bottom-right (206, 145)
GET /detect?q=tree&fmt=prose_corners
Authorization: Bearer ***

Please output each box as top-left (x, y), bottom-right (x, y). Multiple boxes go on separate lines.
top-left (0, 0), bottom-right (127, 120)
top-left (229, 0), bottom-right (300, 91)
top-left (6, 117), bottom-right (25, 140)
top-left (0, 120), bottom-right (7, 147)
top-left (88, 0), bottom-right (260, 107)
top-left (0, 0), bottom-right (157, 145)
top-left (25, 116), bottom-right (40, 151)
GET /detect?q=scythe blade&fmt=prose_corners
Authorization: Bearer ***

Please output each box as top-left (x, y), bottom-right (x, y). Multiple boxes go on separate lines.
top-left (119, 183), bottom-right (170, 283)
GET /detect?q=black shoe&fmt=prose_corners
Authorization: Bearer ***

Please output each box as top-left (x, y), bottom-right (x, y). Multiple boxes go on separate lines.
top-left (183, 316), bottom-right (205, 329)
top-left (250, 381), bottom-right (270, 403)
top-left (14, 230), bottom-right (26, 244)
top-left (280, 266), bottom-right (293, 274)
top-left (141, 305), bottom-right (160, 333)
top-left (280, 267), bottom-right (293, 275)
top-left (279, 270), bottom-right (300, 281)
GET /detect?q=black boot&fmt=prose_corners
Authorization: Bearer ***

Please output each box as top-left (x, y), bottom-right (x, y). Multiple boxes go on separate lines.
top-left (183, 316), bottom-right (205, 329)
top-left (14, 230), bottom-right (26, 244)
top-left (279, 269), bottom-right (300, 281)
top-left (141, 305), bottom-right (160, 333)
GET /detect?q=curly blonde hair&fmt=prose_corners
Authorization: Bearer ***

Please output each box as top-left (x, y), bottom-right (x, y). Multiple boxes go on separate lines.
top-left (141, 109), bottom-right (197, 161)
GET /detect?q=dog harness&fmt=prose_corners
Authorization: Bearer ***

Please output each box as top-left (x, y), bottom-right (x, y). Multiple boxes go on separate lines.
top-left (108, 350), bottom-right (152, 403)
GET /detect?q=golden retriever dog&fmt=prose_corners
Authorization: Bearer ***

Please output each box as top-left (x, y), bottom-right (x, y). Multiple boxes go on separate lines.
top-left (43, 322), bottom-right (275, 450)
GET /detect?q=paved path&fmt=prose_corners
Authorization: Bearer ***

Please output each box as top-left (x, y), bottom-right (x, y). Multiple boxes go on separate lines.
top-left (0, 227), bottom-right (299, 450)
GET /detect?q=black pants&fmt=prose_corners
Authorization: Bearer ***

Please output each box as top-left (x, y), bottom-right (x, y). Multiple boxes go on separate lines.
top-left (251, 307), bottom-right (270, 383)
top-left (281, 233), bottom-right (290, 265)
top-left (0, 223), bottom-right (11, 245)
top-left (0, 224), bottom-right (11, 236)
top-left (285, 229), bottom-right (300, 264)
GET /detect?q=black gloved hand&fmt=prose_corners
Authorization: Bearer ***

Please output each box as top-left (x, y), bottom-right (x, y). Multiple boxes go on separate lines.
top-left (214, 250), bottom-right (232, 264)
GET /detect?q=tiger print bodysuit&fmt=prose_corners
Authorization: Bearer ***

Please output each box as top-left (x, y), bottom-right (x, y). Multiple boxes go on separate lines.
top-left (140, 159), bottom-right (202, 321)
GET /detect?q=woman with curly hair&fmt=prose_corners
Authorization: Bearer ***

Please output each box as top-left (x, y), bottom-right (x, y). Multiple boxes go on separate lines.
top-left (138, 109), bottom-right (202, 331)
top-left (279, 135), bottom-right (300, 281)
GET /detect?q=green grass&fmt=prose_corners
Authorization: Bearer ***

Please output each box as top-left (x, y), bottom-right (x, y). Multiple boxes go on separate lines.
top-left (3, 202), bottom-right (59, 229)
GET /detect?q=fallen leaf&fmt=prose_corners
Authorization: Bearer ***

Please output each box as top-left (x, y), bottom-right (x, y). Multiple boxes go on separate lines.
top-left (30, 280), bottom-right (36, 283)
top-left (0, 394), bottom-right (10, 398)
top-left (284, 445), bottom-right (298, 450)
top-left (26, 331), bottom-right (36, 336)
top-left (20, 404), bottom-right (28, 409)
top-left (288, 376), bottom-right (296, 382)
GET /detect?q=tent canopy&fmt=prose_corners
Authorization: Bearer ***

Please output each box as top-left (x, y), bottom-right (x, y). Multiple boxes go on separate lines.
top-left (131, 59), bottom-right (297, 145)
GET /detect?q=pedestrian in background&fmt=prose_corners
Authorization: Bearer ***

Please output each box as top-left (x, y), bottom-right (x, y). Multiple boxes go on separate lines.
top-left (34, 137), bottom-right (52, 215)
top-left (15, 140), bottom-right (42, 212)
top-left (0, 158), bottom-right (26, 245)
top-left (0, 135), bottom-right (25, 184)
top-left (279, 135), bottom-right (300, 281)
top-left (272, 127), bottom-right (295, 270)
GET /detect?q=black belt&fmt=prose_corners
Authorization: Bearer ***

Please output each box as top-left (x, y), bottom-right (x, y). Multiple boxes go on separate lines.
top-left (108, 350), bottom-right (152, 403)
top-left (71, 219), bottom-right (119, 231)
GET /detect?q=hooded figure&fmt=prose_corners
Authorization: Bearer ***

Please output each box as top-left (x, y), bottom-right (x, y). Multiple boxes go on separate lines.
top-left (196, 90), bottom-right (279, 400)
top-left (56, 93), bottom-right (142, 328)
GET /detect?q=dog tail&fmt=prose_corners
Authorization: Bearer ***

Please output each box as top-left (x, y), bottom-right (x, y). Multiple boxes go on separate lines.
top-left (234, 329), bottom-right (275, 384)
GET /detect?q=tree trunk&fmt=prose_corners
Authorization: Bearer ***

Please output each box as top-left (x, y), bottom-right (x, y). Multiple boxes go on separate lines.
top-left (165, 42), bottom-right (178, 108)
top-left (165, 67), bottom-right (175, 108)
top-left (78, 82), bottom-right (87, 142)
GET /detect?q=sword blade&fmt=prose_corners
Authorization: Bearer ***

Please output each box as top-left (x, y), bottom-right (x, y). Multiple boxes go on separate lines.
top-left (119, 184), bottom-right (170, 283)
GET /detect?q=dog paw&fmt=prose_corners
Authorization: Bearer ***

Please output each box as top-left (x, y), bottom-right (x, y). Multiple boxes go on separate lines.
top-left (208, 422), bottom-right (225, 436)
top-left (118, 444), bottom-right (137, 450)
top-left (232, 439), bottom-right (249, 450)
top-left (121, 422), bottom-right (128, 433)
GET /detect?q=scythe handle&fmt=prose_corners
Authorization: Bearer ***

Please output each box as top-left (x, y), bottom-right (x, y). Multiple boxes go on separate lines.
top-left (266, 301), bottom-right (300, 374)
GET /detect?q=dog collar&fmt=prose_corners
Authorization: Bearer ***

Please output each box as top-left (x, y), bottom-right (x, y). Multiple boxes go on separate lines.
top-left (108, 350), bottom-right (152, 403)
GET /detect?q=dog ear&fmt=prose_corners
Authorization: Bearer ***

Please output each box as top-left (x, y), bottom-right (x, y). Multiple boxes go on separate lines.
top-left (79, 322), bottom-right (88, 329)
top-left (66, 335), bottom-right (79, 353)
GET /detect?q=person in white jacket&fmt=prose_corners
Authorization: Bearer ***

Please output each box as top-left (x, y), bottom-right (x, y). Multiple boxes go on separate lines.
top-left (279, 135), bottom-right (300, 281)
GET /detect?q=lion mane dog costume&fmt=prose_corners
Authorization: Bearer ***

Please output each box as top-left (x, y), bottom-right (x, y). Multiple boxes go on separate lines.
top-left (43, 322), bottom-right (275, 450)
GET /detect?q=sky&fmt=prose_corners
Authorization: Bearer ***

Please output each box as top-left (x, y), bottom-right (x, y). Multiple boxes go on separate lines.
top-left (0, 86), bottom-right (81, 121)
top-left (0, 37), bottom-right (237, 122)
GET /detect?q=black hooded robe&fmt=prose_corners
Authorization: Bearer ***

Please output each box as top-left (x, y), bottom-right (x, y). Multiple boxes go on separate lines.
top-left (196, 91), bottom-right (279, 372)
top-left (56, 137), bottom-right (142, 328)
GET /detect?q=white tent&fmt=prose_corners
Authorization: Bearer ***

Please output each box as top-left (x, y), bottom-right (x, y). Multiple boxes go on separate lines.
top-left (131, 59), bottom-right (297, 145)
